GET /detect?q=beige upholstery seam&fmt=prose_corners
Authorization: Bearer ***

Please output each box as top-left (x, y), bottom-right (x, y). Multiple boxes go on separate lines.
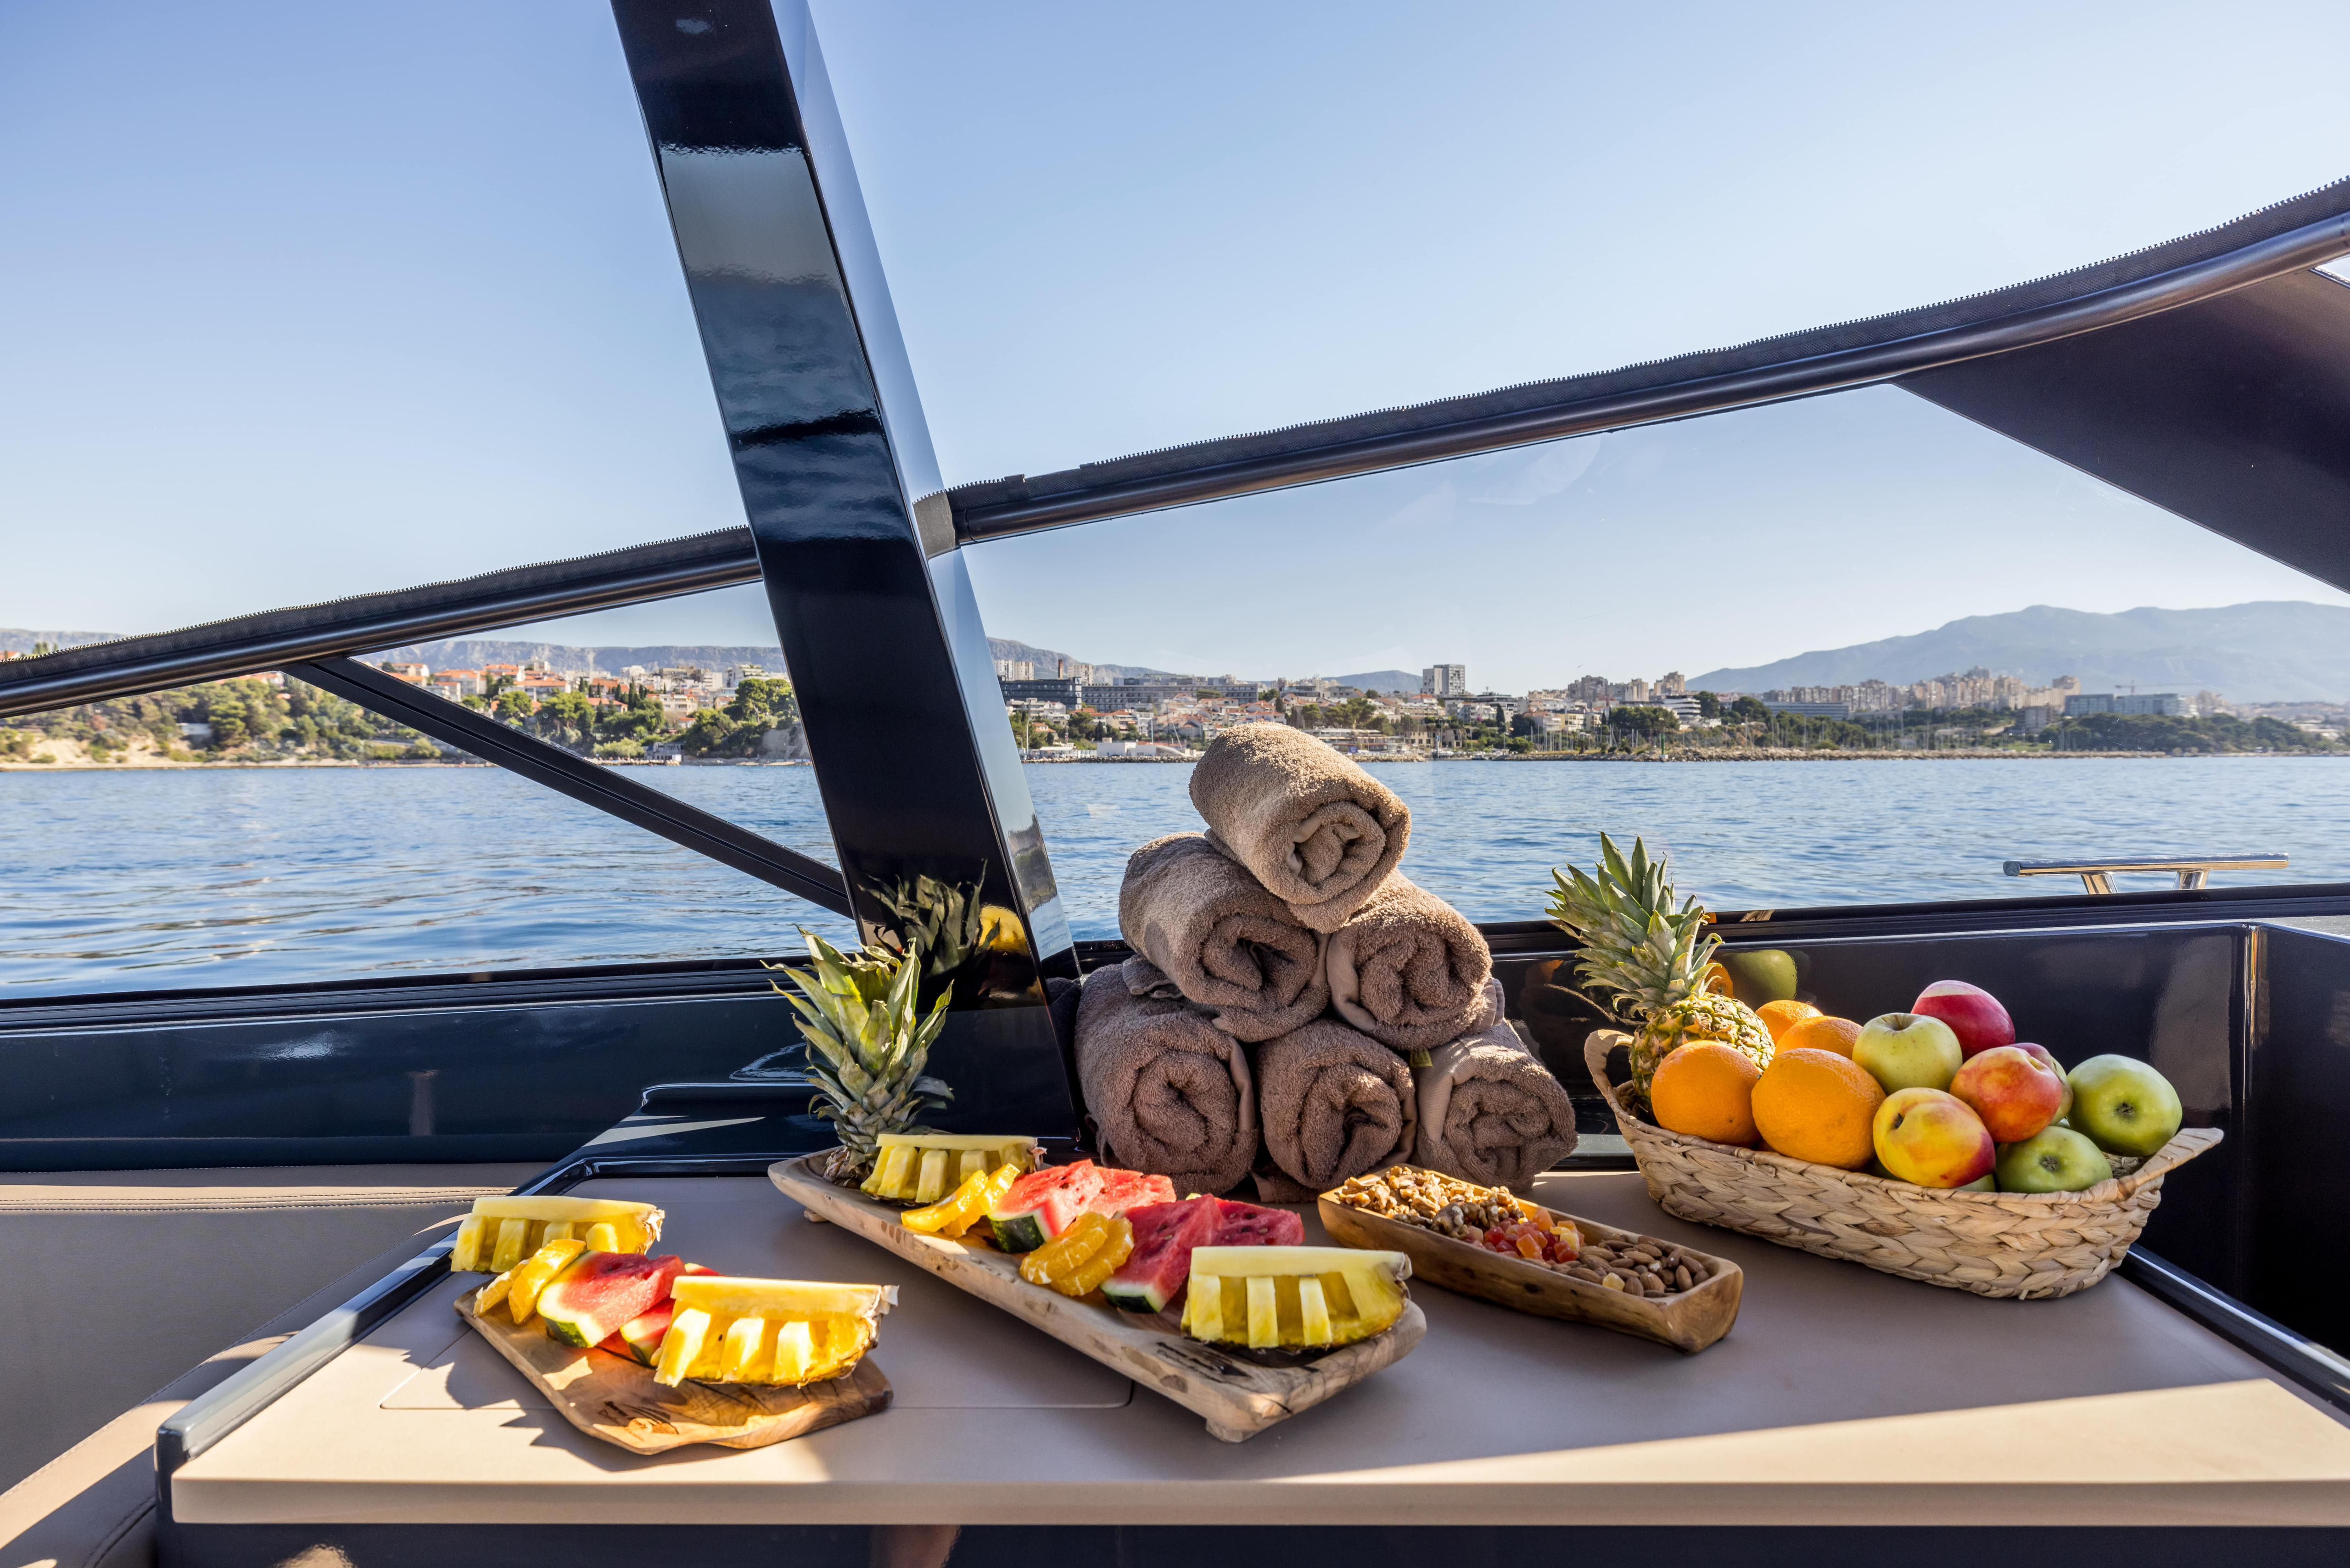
top-left (0, 1187), bottom-right (515, 1215)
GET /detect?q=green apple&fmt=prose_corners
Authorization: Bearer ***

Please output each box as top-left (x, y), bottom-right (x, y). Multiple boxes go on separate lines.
top-left (1718, 948), bottom-right (1798, 1005)
top-left (1957, 1173), bottom-right (1998, 1192)
top-left (1995, 1126), bottom-right (2114, 1193)
top-left (1852, 1012), bottom-right (1964, 1094)
top-left (2067, 1055), bottom-right (2183, 1156)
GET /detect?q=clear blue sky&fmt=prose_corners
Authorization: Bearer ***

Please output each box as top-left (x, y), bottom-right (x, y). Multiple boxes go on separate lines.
top-left (6, 2), bottom-right (2349, 691)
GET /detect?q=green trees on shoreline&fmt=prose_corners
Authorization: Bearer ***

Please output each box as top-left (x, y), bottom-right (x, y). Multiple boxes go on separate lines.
top-left (0, 671), bottom-right (806, 766)
top-left (0, 677), bottom-right (441, 763)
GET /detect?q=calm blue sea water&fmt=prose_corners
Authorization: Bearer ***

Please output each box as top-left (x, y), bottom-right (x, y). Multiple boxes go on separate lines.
top-left (1, 757), bottom-right (2339, 998)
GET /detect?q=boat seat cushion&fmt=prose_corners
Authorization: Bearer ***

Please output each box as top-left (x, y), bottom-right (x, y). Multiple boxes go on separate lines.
top-left (0, 1163), bottom-right (539, 1568)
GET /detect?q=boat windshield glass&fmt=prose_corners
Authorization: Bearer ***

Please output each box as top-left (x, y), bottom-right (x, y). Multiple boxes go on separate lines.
top-left (0, 6), bottom-right (742, 641)
top-left (350, 583), bottom-right (842, 868)
top-left (0, 589), bottom-right (857, 998)
top-left (823, 11), bottom-right (2350, 483)
top-left (967, 384), bottom-right (2350, 933)
top-left (11, 9), bottom-right (2349, 634)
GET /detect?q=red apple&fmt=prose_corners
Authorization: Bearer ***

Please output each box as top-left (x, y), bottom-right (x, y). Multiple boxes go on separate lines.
top-left (2010, 1042), bottom-right (2073, 1121)
top-left (1949, 1046), bottom-right (2066, 1143)
top-left (1911, 980), bottom-right (2016, 1059)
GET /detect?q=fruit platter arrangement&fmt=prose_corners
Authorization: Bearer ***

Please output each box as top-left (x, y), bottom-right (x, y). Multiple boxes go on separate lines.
top-left (1552, 835), bottom-right (2221, 1299)
top-left (450, 1194), bottom-right (894, 1454)
top-left (774, 1131), bottom-right (1425, 1443)
top-left (1319, 1166), bottom-right (1743, 1353)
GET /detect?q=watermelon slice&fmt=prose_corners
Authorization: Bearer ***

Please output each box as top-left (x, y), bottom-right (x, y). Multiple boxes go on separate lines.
top-left (537, 1252), bottom-right (686, 1348)
top-left (593, 1262), bottom-right (714, 1364)
top-left (599, 1300), bottom-right (675, 1366)
top-left (1102, 1196), bottom-right (1222, 1313)
top-left (989, 1161), bottom-right (1105, 1253)
top-left (1211, 1198), bottom-right (1305, 1248)
top-left (1089, 1169), bottom-right (1177, 1215)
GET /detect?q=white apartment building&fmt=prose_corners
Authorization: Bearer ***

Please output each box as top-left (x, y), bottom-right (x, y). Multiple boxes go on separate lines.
top-left (1421, 664), bottom-right (1468, 697)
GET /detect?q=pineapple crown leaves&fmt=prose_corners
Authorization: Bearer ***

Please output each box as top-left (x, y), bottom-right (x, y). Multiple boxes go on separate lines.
top-left (1544, 832), bottom-right (1719, 1024)
top-left (767, 929), bottom-right (953, 1142)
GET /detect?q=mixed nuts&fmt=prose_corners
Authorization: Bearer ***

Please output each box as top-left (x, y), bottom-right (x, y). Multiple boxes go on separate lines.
top-left (1327, 1165), bottom-right (1710, 1298)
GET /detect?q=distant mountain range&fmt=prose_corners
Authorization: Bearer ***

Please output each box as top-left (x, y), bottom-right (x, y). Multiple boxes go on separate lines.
top-left (1690, 603), bottom-right (2350, 703)
top-left (49, 603), bottom-right (2332, 703)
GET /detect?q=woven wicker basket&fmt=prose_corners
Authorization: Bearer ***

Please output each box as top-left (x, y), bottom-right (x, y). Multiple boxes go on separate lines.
top-left (1584, 1029), bottom-right (2222, 1299)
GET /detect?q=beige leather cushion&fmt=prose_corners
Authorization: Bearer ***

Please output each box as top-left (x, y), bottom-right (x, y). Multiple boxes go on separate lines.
top-left (0, 1163), bottom-right (539, 1568)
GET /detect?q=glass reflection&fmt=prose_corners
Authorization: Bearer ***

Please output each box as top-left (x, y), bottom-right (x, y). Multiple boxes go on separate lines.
top-left (965, 386), bottom-right (2350, 923)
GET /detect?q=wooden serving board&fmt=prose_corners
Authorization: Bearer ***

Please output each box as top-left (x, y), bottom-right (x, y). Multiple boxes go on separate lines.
top-left (456, 1288), bottom-right (891, 1454)
top-left (770, 1156), bottom-right (1424, 1443)
top-left (1319, 1196), bottom-right (1743, 1354)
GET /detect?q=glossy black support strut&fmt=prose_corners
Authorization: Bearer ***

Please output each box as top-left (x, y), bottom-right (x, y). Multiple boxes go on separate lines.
top-left (291, 655), bottom-right (851, 914)
top-left (611, 0), bottom-right (1080, 1135)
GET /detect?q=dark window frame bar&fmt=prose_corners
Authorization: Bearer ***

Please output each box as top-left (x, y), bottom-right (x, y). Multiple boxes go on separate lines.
top-left (0, 529), bottom-right (762, 721)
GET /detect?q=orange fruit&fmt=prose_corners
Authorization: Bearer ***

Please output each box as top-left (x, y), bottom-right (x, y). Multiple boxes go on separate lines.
top-left (1754, 999), bottom-right (1822, 1042)
top-left (1751, 1047), bottom-right (1885, 1168)
top-left (1779, 1014), bottom-right (1864, 1058)
top-left (1649, 1043), bottom-right (1762, 1147)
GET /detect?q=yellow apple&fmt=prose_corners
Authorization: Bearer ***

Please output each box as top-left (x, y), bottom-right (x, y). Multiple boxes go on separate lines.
top-left (1871, 1087), bottom-right (1996, 1188)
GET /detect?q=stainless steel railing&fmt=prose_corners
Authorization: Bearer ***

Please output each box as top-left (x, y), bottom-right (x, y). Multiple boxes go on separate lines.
top-left (2003, 854), bottom-right (2289, 895)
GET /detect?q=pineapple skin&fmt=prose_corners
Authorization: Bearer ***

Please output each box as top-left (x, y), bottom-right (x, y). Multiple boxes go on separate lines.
top-left (1628, 992), bottom-right (1775, 1108)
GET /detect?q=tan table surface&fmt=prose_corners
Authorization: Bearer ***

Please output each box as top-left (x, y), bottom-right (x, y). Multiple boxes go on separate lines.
top-left (171, 1171), bottom-right (2350, 1529)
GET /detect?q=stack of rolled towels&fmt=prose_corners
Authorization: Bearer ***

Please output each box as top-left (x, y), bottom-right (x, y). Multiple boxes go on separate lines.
top-left (1074, 724), bottom-right (1578, 1199)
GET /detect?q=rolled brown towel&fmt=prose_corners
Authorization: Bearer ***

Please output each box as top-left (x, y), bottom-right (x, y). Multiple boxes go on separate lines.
top-left (1414, 1015), bottom-right (1579, 1190)
top-left (1117, 832), bottom-right (1328, 1042)
top-left (1190, 725), bottom-right (1410, 933)
top-left (1254, 1017), bottom-right (1416, 1193)
top-left (1326, 876), bottom-right (1496, 1054)
top-left (1074, 962), bottom-right (1259, 1196)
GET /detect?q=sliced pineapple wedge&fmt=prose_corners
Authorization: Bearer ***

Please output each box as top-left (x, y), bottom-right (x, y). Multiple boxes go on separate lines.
top-left (473, 1237), bottom-right (586, 1325)
top-left (901, 1161), bottom-right (1022, 1238)
top-left (448, 1197), bottom-right (663, 1271)
top-left (861, 1135), bottom-right (1038, 1203)
top-left (1181, 1246), bottom-right (1411, 1349)
top-left (651, 1277), bottom-right (897, 1388)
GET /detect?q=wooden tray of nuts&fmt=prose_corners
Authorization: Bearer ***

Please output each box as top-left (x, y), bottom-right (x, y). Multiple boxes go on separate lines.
top-left (1320, 1167), bottom-right (1743, 1354)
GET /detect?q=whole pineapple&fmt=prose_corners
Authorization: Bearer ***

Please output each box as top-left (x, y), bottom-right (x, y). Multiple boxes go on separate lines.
top-left (1545, 834), bottom-right (1773, 1112)
top-left (771, 929), bottom-right (954, 1185)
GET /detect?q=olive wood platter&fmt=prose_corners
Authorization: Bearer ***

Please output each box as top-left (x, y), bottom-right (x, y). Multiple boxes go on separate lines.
top-left (771, 1155), bottom-right (1424, 1443)
top-left (1318, 1196), bottom-right (1743, 1354)
top-left (456, 1286), bottom-right (891, 1455)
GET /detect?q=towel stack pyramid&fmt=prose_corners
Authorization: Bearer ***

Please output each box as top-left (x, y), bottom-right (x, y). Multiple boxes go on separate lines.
top-left (1075, 724), bottom-right (1578, 1199)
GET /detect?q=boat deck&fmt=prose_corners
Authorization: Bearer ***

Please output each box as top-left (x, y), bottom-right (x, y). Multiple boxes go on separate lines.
top-left (168, 1170), bottom-right (2350, 1529)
